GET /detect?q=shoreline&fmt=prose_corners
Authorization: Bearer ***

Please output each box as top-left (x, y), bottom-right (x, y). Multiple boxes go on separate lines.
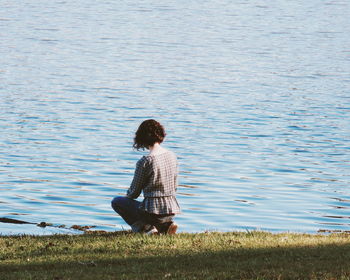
top-left (3, 215), bottom-right (350, 236)
top-left (1, 216), bottom-right (350, 237)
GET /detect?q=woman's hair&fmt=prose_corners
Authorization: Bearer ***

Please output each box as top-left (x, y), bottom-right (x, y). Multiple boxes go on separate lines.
top-left (133, 119), bottom-right (166, 150)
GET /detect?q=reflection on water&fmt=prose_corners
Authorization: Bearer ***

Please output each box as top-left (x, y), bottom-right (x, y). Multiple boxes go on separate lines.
top-left (1, 0), bottom-right (350, 234)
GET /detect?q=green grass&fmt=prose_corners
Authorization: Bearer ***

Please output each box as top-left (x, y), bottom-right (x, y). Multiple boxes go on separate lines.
top-left (0, 231), bottom-right (349, 279)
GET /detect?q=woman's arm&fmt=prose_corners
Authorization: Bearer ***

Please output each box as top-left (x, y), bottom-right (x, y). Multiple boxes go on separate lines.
top-left (126, 157), bottom-right (150, 199)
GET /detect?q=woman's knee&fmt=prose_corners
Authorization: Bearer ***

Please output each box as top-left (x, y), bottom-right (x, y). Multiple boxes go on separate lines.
top-left (111, 196), bottom-right (125, 210)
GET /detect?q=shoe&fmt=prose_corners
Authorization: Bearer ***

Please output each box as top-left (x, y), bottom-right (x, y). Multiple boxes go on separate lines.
top-left (144, 226), bottom-right (158, 235)
top-left (166, 222), bottom-right (178, 235)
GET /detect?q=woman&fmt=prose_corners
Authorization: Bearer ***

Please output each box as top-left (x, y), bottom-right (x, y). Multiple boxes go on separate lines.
top-left (111, 119), bottom-right (180, 234)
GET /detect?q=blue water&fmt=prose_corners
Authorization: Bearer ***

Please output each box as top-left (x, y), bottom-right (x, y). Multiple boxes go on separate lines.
top-left (1, 0), bottom-right (349, 235)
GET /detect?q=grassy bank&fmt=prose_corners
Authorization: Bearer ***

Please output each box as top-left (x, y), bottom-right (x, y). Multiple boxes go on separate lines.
top-left (0, 231), bottom-right (349, 279)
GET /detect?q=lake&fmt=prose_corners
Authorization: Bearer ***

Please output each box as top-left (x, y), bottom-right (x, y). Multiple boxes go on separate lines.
top-left (1, 0), bottom-right (349, 235)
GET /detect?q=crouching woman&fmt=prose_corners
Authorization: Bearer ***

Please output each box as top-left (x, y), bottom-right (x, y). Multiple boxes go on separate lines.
top-left (111, 119), bottom-right (180, 234)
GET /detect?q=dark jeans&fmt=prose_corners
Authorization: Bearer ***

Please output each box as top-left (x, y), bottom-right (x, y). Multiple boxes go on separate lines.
top-left (111, 196), bottom-right (174, 233)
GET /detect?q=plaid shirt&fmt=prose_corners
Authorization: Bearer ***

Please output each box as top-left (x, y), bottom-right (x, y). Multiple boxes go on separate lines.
top-left (127, 151), bottom-right (180, 215)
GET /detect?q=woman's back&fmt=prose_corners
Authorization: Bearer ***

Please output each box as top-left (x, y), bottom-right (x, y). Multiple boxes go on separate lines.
top-left (142, 151), bottom-right (178, 198)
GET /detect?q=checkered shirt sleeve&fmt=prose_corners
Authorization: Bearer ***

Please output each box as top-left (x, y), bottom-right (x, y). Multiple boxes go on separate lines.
top-left (127, 157), bottom-right (150, 199)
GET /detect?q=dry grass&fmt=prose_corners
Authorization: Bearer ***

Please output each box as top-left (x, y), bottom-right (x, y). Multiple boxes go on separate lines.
top-left (0, 231), bottom-right (349, 279)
